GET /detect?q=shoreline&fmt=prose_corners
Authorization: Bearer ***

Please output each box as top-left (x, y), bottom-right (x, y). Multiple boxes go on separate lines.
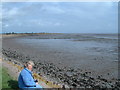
top-left (2, 56), bottom-right (61, 88)
top-left (1, 33), bottom-right (118, 39)
top-left (2, 48), bottom-right (120, 89)
top-left (2, 33), bottom-right (120, 89)
top-left (1, 33), bottom-right (63, 38)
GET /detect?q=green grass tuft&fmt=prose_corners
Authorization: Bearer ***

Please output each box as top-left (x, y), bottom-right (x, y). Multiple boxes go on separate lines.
top-left (1, 67), bottom-right (19, 89)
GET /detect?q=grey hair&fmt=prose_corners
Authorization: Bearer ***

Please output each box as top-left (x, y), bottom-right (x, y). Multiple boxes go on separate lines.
top-left (24, 61), bottom-right (34, 68)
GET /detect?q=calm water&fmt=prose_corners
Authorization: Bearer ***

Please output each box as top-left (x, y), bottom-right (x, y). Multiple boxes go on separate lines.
top-left (16, 34), bottom-right (118, 64)
top-left (3, 34), bottom-right (118, 79)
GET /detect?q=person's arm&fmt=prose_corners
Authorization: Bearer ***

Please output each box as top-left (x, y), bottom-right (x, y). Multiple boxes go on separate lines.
top-left (21, 71), bottom-right (36, 87)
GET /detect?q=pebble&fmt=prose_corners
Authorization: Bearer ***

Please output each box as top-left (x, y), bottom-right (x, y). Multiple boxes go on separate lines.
top-left (2, 48), bottom-right (120, 89)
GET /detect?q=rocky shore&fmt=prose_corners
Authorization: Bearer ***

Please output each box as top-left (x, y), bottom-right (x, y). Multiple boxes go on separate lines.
top-left (2, 48), bottom-right (120, 89)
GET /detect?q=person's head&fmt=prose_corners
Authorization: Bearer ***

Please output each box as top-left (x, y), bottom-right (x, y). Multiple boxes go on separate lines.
top-left (25, 61), bottom-right (34, 71)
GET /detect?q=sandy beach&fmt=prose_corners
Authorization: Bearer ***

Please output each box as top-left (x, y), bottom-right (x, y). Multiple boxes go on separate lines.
top-left (2, 33), bottom-right (120, 88)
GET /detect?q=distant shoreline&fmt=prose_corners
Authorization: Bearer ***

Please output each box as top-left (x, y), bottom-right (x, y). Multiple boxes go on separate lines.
top-left (1, 32), bottom-right (118, 35)
top-left (1, 32), bottom-right (118, 39)
top-left (2, 33), bottom-right (119, 88)
top-left (1, 33), bottom-right (63, 38)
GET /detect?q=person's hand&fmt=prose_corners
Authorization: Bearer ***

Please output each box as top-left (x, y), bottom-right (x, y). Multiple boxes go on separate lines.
top-left (36, 82), bottom-right (38, 85)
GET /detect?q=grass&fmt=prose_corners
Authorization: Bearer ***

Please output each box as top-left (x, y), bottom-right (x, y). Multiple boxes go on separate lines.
top-left (0, 64), bottom-right (2, 89)
top-left (1, 66), bottom-right (19, 90)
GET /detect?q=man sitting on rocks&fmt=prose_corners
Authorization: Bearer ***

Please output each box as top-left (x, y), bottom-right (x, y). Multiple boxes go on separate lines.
top-left (18, 61), bottom-right (42, 89)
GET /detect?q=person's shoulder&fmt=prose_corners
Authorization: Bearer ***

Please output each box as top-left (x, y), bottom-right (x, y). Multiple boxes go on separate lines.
top-left (21, 68), bottom-right (28, 74)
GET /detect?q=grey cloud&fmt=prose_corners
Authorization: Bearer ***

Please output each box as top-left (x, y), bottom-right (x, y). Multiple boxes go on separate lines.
top-left (2, 2), bottom-right (118, 33)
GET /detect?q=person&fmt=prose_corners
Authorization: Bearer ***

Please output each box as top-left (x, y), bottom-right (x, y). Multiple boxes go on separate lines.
top-left (18, 61), bottom-right (42, 90)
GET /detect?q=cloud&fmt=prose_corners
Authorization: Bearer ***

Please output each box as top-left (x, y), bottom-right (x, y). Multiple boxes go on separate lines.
top-left (41, 4), bottom-right (65, 14)
top-left (29, 19), bottom-right (63, 27)
top-left (2, 2), bottom-right (118, 33)
top-left (54, 22), bottom-right (62, 26)
top-left (3, 7), bottom-right (18, 17)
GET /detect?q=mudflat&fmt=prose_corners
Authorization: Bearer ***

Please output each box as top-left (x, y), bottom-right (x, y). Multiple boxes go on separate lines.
top-left (2, 33), bottom-right (119, 88)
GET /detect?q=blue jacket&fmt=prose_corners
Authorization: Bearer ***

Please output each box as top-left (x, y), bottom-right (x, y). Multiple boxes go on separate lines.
top-left (18, 68), bottom-right (36, 88)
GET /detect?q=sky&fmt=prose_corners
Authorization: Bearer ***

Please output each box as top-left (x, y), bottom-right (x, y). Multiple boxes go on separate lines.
top-left (1, 2), bottom-right (118, 33)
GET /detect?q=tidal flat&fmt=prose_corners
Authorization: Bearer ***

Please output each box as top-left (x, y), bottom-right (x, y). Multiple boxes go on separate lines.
top-left (2, 33), bottom-right (119, 88)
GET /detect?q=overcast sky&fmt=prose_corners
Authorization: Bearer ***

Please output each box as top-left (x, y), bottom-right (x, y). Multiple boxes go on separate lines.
top-left (2, 2), bottom-right (118, 33)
